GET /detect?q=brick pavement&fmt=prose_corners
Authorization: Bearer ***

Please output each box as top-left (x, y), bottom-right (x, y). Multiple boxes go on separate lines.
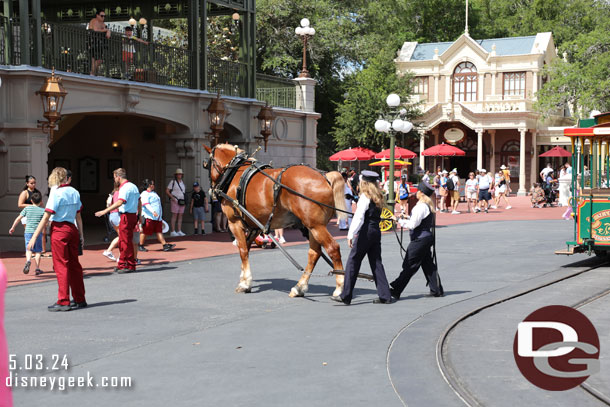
top-left (0, 196), bottom-right (565, 287)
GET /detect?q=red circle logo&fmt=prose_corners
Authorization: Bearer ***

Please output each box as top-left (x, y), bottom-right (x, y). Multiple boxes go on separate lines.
top-left (513, 305), bottom-right (600, 391)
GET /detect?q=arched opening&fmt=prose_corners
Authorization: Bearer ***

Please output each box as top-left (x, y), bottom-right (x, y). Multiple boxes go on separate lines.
top-left (453, 62), bottom-right (477, 102)
top-left (48, 113), bottom-right (187, 229)
top-left (499, 139), bottom-right (520, 181)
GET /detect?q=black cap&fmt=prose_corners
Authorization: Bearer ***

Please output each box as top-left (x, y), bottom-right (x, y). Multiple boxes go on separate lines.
top-left (418, 181), bottom-right (435, 197)
top-left (361, 170), bottom-right (379, 183)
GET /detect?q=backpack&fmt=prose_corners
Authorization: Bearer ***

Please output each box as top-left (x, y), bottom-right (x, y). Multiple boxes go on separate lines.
top-left (446, 177), bottom-right (455, 191)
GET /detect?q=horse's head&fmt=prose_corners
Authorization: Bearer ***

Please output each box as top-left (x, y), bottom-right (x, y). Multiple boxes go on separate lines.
top-left (203, 143), bottom-right (245, 185)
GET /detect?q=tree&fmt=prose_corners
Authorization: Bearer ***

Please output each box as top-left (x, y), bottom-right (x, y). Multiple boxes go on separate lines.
top-left (331, 46), bottom-right (420, 151)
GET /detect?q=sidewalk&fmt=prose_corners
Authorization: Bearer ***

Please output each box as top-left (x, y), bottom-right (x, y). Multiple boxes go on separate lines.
top-left (0, 196), bottom-right (565, 287)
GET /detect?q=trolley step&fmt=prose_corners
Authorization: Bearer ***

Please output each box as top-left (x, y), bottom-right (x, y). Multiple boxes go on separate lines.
top-left (555, 245), bottom-right (585, 255)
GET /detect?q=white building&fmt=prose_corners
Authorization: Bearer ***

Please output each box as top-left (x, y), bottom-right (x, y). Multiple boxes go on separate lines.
top-left (396, 32), bottom-right (573, 194)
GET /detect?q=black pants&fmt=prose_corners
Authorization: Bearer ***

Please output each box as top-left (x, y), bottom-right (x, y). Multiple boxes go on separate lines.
top-left (390, 234), bottom-right (443, 297)
top-left (341, 227), bottom-right (391, 303)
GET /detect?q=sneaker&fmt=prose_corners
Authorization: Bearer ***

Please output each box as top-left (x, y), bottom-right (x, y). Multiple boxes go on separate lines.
top-left (102, 251), bottom-right (117, 261)
top-left (23, 260), bottom-right (31, 274)
top-left (163, 243), bottom-right (176, 252)
top-left (170, 231), bottom-right (179, 237)
top-left (135, 258), bottom-right (141, 265)
top-left (506, 206), bottom-right (512, 209)
top-left (474, 207), bottom-right (480, 213)
top-left (69, 301), bottom-right (88, 310)
top-left (48, 303), bottom-right (71, 312)
top-left (232, 239), bottom-right (237, 246)
top-left (35, 269), bottom-right (43, 276)
top-left (451, 210), bottom-right (460, 215)
top-left (278, 236), bottom-right (286, 244)
top-left (484, 209), bottom-right (489, 213)
top-left (138, 245), bottom-right (148, 252)
top-left (177, 231), bottom-right (186, 236)
top-left (490, 205), bottom-right (497, 209)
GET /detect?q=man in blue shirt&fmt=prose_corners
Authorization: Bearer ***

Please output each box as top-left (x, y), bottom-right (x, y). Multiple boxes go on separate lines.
top-left (95, 168), bottom-right (141, 273)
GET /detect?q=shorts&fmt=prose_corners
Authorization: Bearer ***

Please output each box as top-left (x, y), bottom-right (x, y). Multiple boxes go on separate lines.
top-left (24, 233), bottom-right (42, 253)
top-left (171, 199), bottom-right (186, 214)
top-left (193, 206), bottom-right (206, 221)
top-left (212, 200), bottom-right (222, 213)
top-left (142, 219), bottom-right (162, 235)
top-left (450, 190), bottom-right (459, 201)
top-left (109, 212), bottom-right (120, 227)
top-left (497, 185), bottom-right (507, 194)
top-left (439, 187), bottom-right (448, 197)
top-left (467, 191), bottom-right (477, 200)
top-left (479, 188), bottom-right (491, 202)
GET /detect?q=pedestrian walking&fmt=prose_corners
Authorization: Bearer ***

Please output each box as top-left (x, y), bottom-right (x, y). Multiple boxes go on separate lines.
top-left (18, 175), bottom-right (49, 255)
top-left (397, 174), bottom-right (410, 216)
top-left (331, 170), bottom-right (394, 305)
top-left (492, 169), bottom-right (511, 209)
top-left (448, 169), bottom-right (460, 214)
top-left (465, 172), bottom-right (478, 213)
top-left (166, 168), bottom-right (186, 236)
top-left (27, 167), bottom-right (86, 311)
top-left (439, 170), bottom-right (449, 212)
top-left (189, 182), bottom-right (208, 235)
top-left (101, 182), bottom-right (120, 261)
top-left (9, 191), bottom-right (45, 275)
top-left (139, 179), bottom-right (175, 252)
top-left (95, 168), bottom-right (140, 273)
top-left (390, 181), bottom-right (443, 299)
top-left (476, 169), bottom-right (492, 213)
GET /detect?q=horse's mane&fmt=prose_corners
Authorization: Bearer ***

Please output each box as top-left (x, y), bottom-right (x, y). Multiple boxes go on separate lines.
top-left (216, 143), bottom-right (245, 156)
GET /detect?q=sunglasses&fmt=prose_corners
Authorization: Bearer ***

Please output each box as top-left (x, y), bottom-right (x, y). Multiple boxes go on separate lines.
top-left (100, 14), bottom-right (106, 18)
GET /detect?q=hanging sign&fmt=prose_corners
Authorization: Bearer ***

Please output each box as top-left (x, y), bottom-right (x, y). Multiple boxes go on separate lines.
top-left (444, 127), bottom-right (465, 144)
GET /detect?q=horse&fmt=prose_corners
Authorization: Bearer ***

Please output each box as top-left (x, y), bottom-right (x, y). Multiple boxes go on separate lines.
top-left (204, 143), bottom-right (348, 297)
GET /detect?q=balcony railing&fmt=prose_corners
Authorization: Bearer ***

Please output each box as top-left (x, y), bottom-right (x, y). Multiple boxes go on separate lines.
top-left (1, 17), bottom-right (300, 109)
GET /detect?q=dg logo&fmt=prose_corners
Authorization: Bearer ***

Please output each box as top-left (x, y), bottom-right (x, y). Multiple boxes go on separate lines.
top-left (513, 305), bottom-right (600, 391)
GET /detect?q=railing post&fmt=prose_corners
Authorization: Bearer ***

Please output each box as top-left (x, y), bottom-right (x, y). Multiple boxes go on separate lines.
top-left (31, 0), bottom-right (41, 66)
top-left (188, 0), bottom-right (199, 90)
top-left (18, 0), bottom-right (29, 65)
top-left (201, 0), bottom-right (208, 91)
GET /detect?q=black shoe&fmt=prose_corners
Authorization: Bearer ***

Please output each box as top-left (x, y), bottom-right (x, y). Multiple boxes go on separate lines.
top-left (330, 295), bottom-right (351, 305)
top-left (390, 287), bottom-right (400, 300)
top-left (138, 245), bottom-right (148, 252)
top-left (373, 297), bottom-right (396, 304)
top-left (163, 243), bottom-right (176, 252)
top-left (48, 303), bottom-right (71, 312)
top-left (69, 301), bottom-right (88, 310)
top-left (117, 268), bottom-right (135, 274)
top-left (427, 291), bottom-right (444, 297)
top-left (23, 261), bottom-right (31, 274)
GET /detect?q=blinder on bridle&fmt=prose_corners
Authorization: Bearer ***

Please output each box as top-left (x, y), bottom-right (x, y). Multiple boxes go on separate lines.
top-left (203, 145), bottom-right (249, 190)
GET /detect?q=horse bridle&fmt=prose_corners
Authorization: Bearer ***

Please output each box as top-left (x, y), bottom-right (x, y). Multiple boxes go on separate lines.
top-left (204, 145), bottom-right (249, 191)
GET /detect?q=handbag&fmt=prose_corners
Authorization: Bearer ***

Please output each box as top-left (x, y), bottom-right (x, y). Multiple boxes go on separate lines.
top-left (178, 199), bottom-right (186, 206)
top-left (170, 180), bottom-right (186, 205)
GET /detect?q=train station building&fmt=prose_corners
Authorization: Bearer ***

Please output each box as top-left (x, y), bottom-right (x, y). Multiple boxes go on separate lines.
top-left (396, 31), bottom-right (574, 195)
top-left (0, 0), bottom-right (319, 250)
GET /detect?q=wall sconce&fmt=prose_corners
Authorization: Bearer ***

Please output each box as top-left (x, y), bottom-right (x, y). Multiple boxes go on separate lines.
top-left (206, 92), bottom-right (227, 146)
top-left (254, 103), bottom-right (275, 151)
top-left (112, 141), bottom-right (122, 153)
top-left (36, 69), bottom-right (67, 143)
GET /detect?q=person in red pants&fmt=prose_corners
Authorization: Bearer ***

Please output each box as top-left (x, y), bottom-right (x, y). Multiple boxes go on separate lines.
top-left (95, 168), bottom-right (141, 273)
top-left (28, 167), bottom-right (86, 312)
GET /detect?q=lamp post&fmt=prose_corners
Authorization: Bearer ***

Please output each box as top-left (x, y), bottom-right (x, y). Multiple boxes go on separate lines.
top-left (254, 103), bottom-right (274, 152)
top-left (207, 92), bottom-right (227, 146)
top-left (295, 18), bottom-right (315, 78)
top-left (374, 93), bottom-right (413, 206)
top-left (36, 69), bottom-right (67, 143)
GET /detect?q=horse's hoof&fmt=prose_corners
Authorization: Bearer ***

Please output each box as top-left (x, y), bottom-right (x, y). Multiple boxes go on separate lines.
top-left (289, 286), bottom-right (305, 297)
top-left (235, 286), bottom-right (251, 293)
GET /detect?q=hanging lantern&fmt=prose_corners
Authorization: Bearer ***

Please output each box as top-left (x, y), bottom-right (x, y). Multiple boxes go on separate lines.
top-left (36, 69), bottom-right (67, 142)
top-left (207, 92), bottom-right (227, 146)
top-left (255, 103), bottom-right (274, 151)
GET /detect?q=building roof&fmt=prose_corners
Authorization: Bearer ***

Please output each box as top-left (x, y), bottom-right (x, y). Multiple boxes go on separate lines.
top-left (406, 35), bottom-right (539, 61)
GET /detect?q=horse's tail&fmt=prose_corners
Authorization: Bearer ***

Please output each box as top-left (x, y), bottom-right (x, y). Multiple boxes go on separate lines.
top-left (326, 171), bottom-right (348, 221)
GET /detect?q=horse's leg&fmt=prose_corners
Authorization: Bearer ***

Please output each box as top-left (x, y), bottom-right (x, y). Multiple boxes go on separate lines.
top-left (289, 235), bottom-right (322, 298)
top-left (309, 224), bottom-right (345, 297)
top-left (228, 221), bottom-right (253, 293)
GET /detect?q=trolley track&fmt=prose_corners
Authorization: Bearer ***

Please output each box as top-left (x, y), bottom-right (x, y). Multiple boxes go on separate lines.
top-left (436, 258), bottom-right (610, 407)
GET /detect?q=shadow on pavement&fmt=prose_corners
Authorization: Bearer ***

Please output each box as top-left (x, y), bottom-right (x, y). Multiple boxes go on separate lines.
top-left (252, 278), bottom-right (379, 296)
top-left (84, 299), bottom-right (138, 309)
top-left (400, 290), bottom-right (471, 300)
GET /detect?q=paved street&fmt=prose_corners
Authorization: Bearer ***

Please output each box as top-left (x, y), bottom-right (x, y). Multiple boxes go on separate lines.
top-left (6, 219), bottom-right (610, 406)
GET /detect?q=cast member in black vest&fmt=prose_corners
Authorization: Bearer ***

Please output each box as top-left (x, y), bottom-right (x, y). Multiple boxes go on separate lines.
top-left (332, 170), bottom-right (394, 305)
top-left (390, 181), bottom-right (444, 299)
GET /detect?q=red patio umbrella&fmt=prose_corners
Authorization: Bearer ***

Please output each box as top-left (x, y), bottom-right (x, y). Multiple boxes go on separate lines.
top-left (374, 146), bottom-right (417, 160)
top-left (421, 143), bottom-right (466, 156)
top-left (329, 148), bottom-right (372, 161)
top-left (539, 146), bottom-right (571, 157)
top-left (352, 147), bottom-right (377, 159)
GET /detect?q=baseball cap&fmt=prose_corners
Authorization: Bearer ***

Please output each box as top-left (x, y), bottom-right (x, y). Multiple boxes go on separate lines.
top-left (193, 182), bottom-right (200, 187)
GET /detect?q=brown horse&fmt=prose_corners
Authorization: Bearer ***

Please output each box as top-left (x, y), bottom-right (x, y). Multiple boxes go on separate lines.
top-left (204, 144), bottom-right (347, 297)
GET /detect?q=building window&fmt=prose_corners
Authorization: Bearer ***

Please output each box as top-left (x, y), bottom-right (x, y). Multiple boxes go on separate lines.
top-left (503, 72), bottom-right (526, 98)
top-left (453, 62), bottom-right (477, 102)
top-left (412, 77), bottom-right (428, 100)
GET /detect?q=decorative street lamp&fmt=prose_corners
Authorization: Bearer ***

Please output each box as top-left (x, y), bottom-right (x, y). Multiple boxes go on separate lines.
top-left (207, 92), bottom-right (227, 146)
top-left (295, 18), bottom-right (315, 78)
top-left (254, 103), bottom-right (274, 152)
top-left (36, 69), bottom-right (67, 143)
top-left (374, 93), bottom-right (413, 206)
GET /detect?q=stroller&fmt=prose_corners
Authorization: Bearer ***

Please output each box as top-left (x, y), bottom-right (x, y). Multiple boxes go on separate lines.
top-left (543, 181), bottom-right (558, 207)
